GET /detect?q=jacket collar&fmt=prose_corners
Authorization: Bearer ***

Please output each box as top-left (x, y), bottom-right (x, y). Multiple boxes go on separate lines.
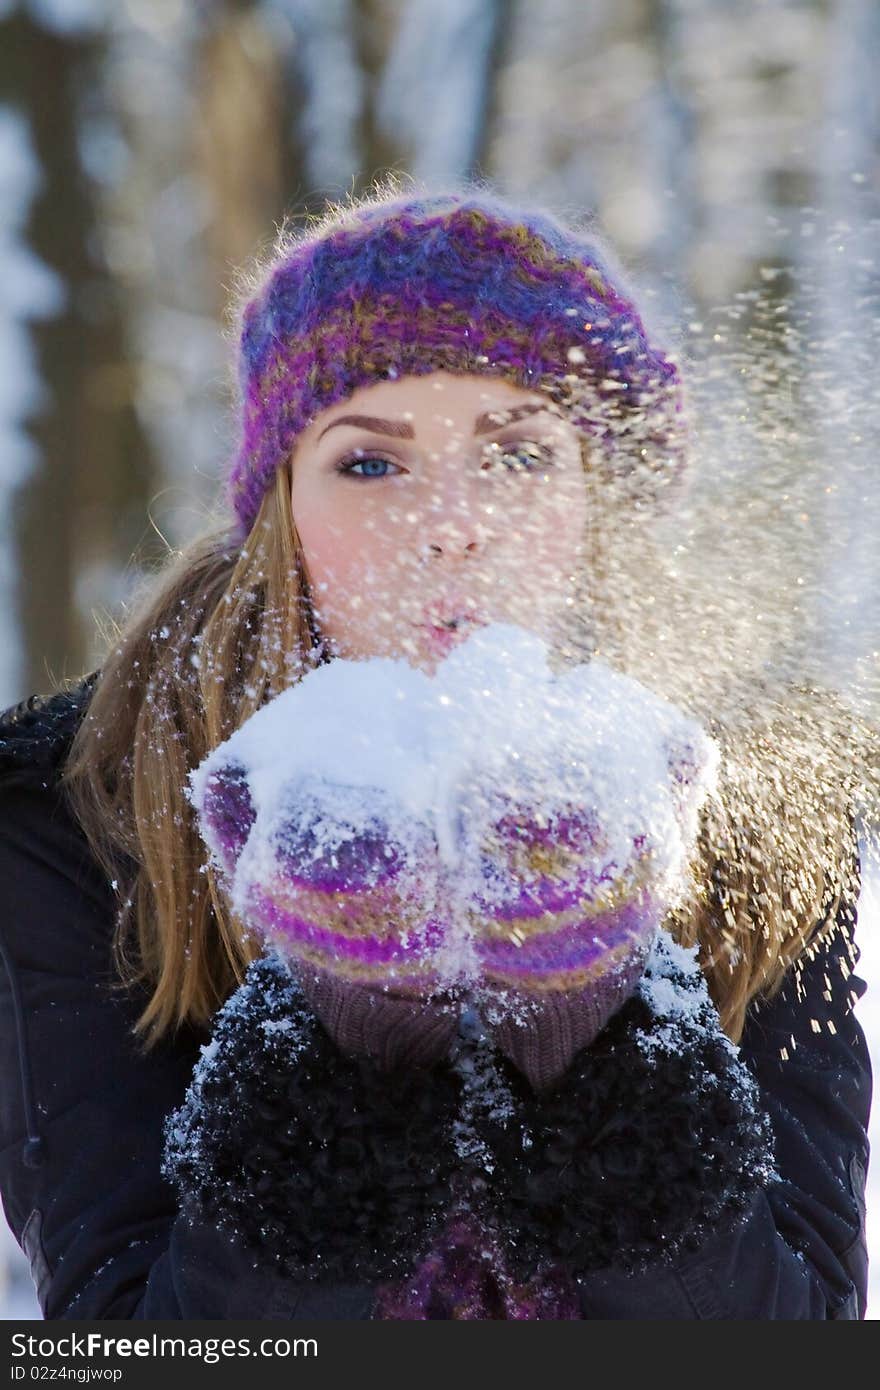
top-left (163, 927), bottom-right (776, 1290)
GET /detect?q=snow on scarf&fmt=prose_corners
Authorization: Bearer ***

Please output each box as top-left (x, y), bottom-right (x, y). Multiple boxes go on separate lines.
top-left (162, 927), bottom-right (776, 1320)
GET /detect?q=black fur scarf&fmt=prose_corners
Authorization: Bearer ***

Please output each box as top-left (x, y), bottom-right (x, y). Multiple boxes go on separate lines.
top-left (162, 929), bottom-right (775, 1295)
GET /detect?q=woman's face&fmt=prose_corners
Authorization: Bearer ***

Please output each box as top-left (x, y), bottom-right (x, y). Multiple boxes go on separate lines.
top-left (289, 369), bottom-right (590, 675)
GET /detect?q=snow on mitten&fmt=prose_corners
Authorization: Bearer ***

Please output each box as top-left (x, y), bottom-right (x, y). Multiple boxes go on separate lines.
top-left (189, 657), bottom-right (462, 1069)
top-left (438, 636), bottom-right (720, 1092)
top-left (189, 624), bottom-right (720, 1088)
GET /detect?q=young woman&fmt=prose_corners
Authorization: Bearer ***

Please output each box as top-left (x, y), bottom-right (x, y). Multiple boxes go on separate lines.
top-left (0, 181), bottom-right (871, 1319)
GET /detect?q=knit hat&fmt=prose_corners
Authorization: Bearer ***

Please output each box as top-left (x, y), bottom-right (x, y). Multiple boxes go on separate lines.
top-left (226, 186), bottom-right (686, 539)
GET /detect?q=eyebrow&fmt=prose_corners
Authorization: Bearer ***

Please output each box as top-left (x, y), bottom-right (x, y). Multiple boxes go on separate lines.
top-left (316, 402), bottom-right (549, 443)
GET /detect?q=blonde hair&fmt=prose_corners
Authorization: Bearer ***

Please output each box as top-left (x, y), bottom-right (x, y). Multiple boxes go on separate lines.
top-left (62, 466), bottom-right (315, 1047)
top-left (60, 436), bottom-right (867, 1055)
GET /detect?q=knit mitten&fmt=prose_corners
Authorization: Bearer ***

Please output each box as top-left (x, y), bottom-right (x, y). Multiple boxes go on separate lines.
top-left (201, 763), bottom-right (463, 1067)
top-left (447, 655), bottom-right (720, 1091)
top-left (190, 658), bottom-right (464, 1070)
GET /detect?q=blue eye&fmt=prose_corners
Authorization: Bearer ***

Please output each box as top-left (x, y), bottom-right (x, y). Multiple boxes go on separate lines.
top-left (335, 454), bottom-right (403, 481)
top-left (487, 441), bottom-right (554, 473)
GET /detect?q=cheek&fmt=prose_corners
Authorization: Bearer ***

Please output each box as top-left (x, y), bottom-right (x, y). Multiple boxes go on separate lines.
top-left (292, 482), bottom-right (362, 588)
top-left (291, 486), bottom-right (410, 632)
top-left (508, 476), bottom-right (588, 570)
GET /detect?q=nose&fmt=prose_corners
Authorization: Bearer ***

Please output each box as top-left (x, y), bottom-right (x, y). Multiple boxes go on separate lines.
top-left (426, 540), bottom-right (479, 560)
top-left (421, 480), bottom-right (490, 559)
top-left (420, 483), bottom-right (485, 561)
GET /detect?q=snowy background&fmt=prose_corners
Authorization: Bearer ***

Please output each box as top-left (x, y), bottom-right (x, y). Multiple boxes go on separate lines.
top-left (1, 0), bottom-right (878, 1319)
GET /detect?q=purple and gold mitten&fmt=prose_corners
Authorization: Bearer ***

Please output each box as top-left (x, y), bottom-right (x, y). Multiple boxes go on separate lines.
top-left (439, 642), bottom-right (720, 1091)
top-left (189, 658), bottom-right (462, 1069)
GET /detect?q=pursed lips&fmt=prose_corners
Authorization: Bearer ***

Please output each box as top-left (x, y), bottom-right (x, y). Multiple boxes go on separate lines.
top-left (417, 616), bottom-right (489, 641)
top-left (418, 598), bottom-right (489, 633)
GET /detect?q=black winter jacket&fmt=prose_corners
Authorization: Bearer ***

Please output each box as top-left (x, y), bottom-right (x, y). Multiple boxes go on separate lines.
top-left (0, 678), bottom-right (872, 1319)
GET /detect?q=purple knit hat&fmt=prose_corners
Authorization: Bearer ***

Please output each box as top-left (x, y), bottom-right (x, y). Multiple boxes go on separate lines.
top-left (226, 187), bottom-right (686, 539)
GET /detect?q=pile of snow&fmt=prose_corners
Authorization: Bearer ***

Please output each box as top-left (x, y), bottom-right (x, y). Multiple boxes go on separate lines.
top-left (188, 622), bottom-right (720, 986)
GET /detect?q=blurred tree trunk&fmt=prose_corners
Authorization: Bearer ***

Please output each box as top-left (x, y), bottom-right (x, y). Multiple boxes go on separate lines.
top-left (372, 0), bottom-right (507, 183)
top-left (353, 0), bottom-right (403, 187)
top-left (195, 2), bottom-right (298, 298)
top-left (273, 0), bottom-right (366, 199)
top-left (0, 10), bottom-right (152, 696)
